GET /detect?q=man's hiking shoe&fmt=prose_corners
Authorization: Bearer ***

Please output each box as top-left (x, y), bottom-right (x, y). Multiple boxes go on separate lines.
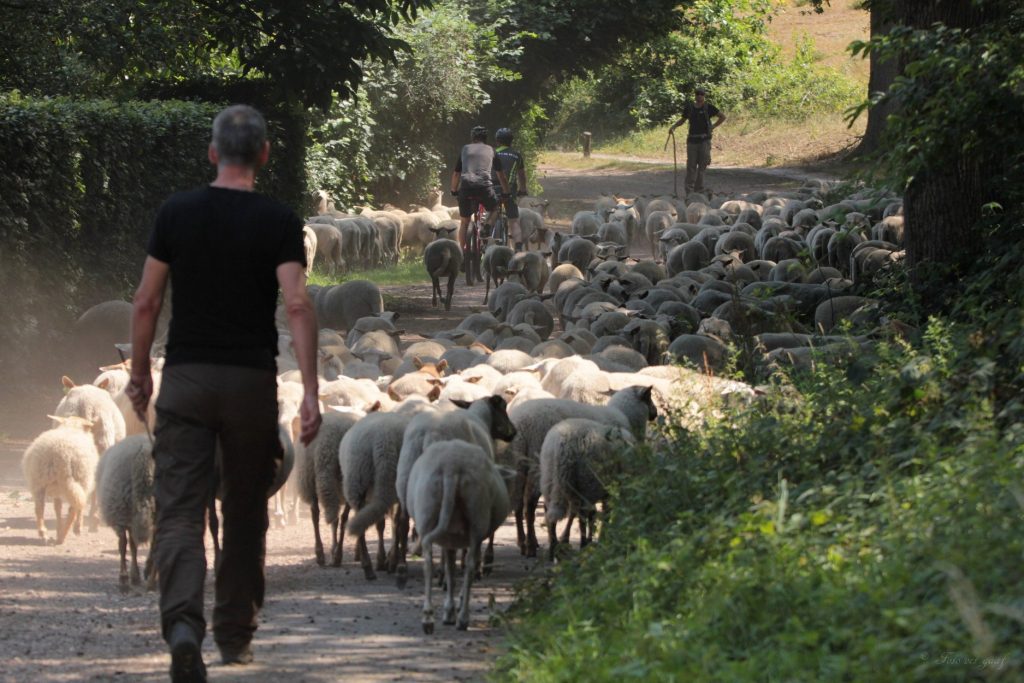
top-left (220, 642), bottom-right (254, 666)
top-left (169, 622), bottom-right (207, 682)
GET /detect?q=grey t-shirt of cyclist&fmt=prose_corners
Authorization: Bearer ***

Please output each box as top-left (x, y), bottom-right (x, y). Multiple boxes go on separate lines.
top-left (455, 142), bottom-right (502, 189)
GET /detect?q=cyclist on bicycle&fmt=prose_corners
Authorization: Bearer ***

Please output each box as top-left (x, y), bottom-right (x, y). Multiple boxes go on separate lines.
top-left (450, 125), bottom-right (510, 252)
top-left (494, 127), bottom-right (530, 252)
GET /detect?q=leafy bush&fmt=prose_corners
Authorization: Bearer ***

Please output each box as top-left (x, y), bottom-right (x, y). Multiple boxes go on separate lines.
top-left (306, 1), bottom-right (508, 208)
top-left (496, 242), bottom-right (1024, 681)
top-left (0, 95), bottom-right (220, 383)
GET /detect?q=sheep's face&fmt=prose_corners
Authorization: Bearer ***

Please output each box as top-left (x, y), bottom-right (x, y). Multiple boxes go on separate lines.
top-left (486, 395), bottom-right (516, 442)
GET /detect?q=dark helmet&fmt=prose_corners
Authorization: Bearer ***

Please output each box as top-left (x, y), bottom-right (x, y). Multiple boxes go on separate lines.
top-left (495, 127), bottom-right (514, 145)
top-left (470, 125), bottom-right (488, 141)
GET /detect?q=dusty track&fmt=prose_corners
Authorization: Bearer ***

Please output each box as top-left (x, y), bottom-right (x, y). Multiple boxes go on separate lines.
top-left (0, 160), bottom-right (815, 681)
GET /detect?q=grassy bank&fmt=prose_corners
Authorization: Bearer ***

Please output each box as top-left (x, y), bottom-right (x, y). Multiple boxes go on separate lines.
top-left (307, 250), bottom-right (428, 288)
top-left (496, 252), bottom-right (1024, 681)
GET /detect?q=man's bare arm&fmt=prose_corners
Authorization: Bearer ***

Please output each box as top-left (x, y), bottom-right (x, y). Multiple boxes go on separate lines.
top-left (128, 256), bottom-right (170, 420)
top-left (277, 261), bottom-right (321, 445)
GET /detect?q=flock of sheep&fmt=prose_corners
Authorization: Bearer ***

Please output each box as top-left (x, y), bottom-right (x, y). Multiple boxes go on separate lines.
top-left (20, 176), bottom-right (907, 635)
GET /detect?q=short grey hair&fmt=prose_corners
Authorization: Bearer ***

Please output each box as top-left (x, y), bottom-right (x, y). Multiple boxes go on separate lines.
top-left (211, 105), bottom-right (267, 166)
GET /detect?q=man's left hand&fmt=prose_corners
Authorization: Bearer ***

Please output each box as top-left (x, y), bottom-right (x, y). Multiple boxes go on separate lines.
top-left (126, 373), bottom-right (153, 423)
top-left (299, 392), bottom-right (322, 446)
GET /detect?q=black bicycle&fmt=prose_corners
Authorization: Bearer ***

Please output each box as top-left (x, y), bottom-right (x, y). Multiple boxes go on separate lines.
top-left (465, 201), bottom-right (486, 286)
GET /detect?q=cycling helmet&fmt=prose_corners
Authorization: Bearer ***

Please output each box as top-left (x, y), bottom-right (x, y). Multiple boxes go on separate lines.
top-left (470, 125), bottom-right (488, 142)
top-left (495, 127), bottom-right (514, 145)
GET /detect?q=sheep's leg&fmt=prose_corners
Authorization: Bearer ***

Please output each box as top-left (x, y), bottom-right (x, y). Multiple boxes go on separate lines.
top-left (56, 504), bottom-right (78, 545)
top-left (578, 512), bottom-right (590, 549)
top-left (53, 497), bottom-right (63, 540)
top-left (33, 491), bottom-right (46, 540)
top-left (287, 482), bottom-right (299, 525)
top-left (482, 533), bottom-right (495, 577)
top-left (445, 273), bottom-right (456, 312)
top-left (117, 528), bottom-right (130, 592)
top-left (272, 490), bottom-right (286, 528)
top-left (356, 533), bottom-right (376, 581)
top-left (331, 503), bottom-right (349, 567)
top-left (375, 518), bottom-right (387, 572)
top-left (394, 508), bottom-right (409, 588)
top-left (547, 520), bottom-right (558, 562)
top-left (442, 548), bottom-right (458, 625)
top-left (86, 492), bottom-right (99, 532)
top-left (484, 273), bottom-right (491, 305)
top-left (143, 549), bottom-right (157, 591)
top-left (513, 470), bottom-right (527, 555)
top-left (311, 496), bottom-right (325, 566)
top-left (458, 543), bottom-right (480, 630)
top-left (559, 512), bottom-right (575, 544)
top-left (525, 491), bottom-right (541, 558)
top-left (431, 277), bottom-right (439, 308)
top-left (421, 540), bottom-right (435, 634)
top-left (128, 529), bottom-right (142, 586)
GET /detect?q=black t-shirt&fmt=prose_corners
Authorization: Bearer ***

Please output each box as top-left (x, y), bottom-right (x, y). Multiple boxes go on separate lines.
top-left (455, 143), bottom-right (502, 188)
top-left (494, 146), bottom-right (524, 192)
top-left (147, 185), bottom-right (306, 370)
top-left (682, 102), bottom-right (721, 141)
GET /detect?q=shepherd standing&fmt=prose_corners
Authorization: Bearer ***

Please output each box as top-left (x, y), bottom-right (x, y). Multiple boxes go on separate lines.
top-left (668, 86), bottom-right (727, 196)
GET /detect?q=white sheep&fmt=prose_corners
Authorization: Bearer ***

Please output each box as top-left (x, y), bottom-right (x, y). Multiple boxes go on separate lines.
top-left (22, 415), bottom-right (100, 544)
top-left (395, 396), bottom-right (516, 578)
top-left (406, 439), bottom-right (511, 633)
top-left (302, 225), bottom-right (318, 276)
top-left (339, 412), bottom-right (411, 581)
top-left (540, 418), bottom-right (634, 560)
top-left (95, 435), bottom-right (156, 591)
top-left (293, 411), bottom-right (362, 566)
top-left (505, 385), bottom-right (657, 557)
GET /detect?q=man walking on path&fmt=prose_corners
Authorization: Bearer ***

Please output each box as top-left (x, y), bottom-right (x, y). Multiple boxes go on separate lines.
top-left (668, 86), bottom-right (727, 196)
top-left (127, 104), bottom-right (321, 682)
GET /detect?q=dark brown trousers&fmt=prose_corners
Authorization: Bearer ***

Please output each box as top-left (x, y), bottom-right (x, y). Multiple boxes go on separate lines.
top-left (152, 363), bottom-right (280, 652)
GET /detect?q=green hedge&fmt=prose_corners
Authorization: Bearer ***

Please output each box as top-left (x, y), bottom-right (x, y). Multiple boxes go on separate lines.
top-left (0, 95), bottom-right (220, 384)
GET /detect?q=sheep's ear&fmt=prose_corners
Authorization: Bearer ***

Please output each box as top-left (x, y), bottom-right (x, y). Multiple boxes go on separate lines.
top-left (640, 385), bottom-right (654, 401)
top-left (47, 414), bottom-right (64, 425)
top-left (61, 376), bottom-right (76, 391)
top-left (488, 394), bottom-right (507, 409)
top-left (428, 378), bottom-right (444, 386)
top-left (450, 399), bottom-right (472, 409)
top-left (465, 375), bottom-right (482, 384)
top-left (413, 356), bottom-right (423, 369)
top-left (387, 386), bottom-right (401, 401)
top-left (96, 378), bottom-right (110, 390)
top-left (368, 400), bottom-right (383, 413)
top-left (437, 359), bottom-right (448, 374)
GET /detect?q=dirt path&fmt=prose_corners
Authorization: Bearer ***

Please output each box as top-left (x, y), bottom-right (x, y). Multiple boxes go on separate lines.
top-left (0, 160), bottom-right (830, 682)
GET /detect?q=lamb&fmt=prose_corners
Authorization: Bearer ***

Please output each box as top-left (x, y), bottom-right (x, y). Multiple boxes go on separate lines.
top-left (507, 251), bottom-right (550, 295)
top-left (506, 298), bottom-right (555, 341)
top-left (424, 238), bottom-right (463, 311)
top-left (505, 385), bottom-right (657, 556)
top-left (307, 223), bottom-right (345, 274)
top-left (395, 396), bottom-right (517, 577)
top-left (481, 243), bottom-right (514, 304)
top-left (645, 211), bottom-right (675, 258)
top-left (340, 412), bottom-right (411, 580)
top-left (316, 280), bottom-right (384, 331)
top-left (22, 415), bottom-right (99, 544)
top-left (548, 264), bottom-right (583, 295)
top-left (571, 211), bottom-right (602, 236)
top-left (540, 419), bottom-right (634, 560)
top-left (518, 207), bottom-right (547, 249)
top-left (95, 435), bottom-right (156, 591)
top-left (302, 225), bottom-right (318, 276)
top-left (406, 439), bottom-right (512, 633)
top-left (55, 376), bottom-right (127, 530)
top-left (295, 411), bottom-right (363, 566)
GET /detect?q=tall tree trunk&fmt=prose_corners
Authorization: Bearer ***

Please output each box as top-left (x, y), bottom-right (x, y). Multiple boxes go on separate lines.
top-left (853, 2), bottom-right (897, 157)
top-left (899, 0), bottom-right (986, 276)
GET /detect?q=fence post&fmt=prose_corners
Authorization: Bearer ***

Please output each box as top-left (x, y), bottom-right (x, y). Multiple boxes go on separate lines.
top-left (582, 131), bottom-right (592, 158)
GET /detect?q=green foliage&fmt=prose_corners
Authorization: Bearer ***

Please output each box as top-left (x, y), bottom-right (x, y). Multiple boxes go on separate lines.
top-left (847, 0), bottom-right (1024, 213)
top-left (543, 0), bottom-right (860, 145)
top-left (306, 1), bottom-right (509, 207)
top-left (0, 95), bottom-right (219, 382)
top-left (497, 240), bottom-right (1024, 681)
top-left (0, 0), bottom-right (434, 110)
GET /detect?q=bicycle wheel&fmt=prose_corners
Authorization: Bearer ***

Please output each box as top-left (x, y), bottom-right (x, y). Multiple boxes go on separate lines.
top-left (466, 221), bottom-right (479, 286)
